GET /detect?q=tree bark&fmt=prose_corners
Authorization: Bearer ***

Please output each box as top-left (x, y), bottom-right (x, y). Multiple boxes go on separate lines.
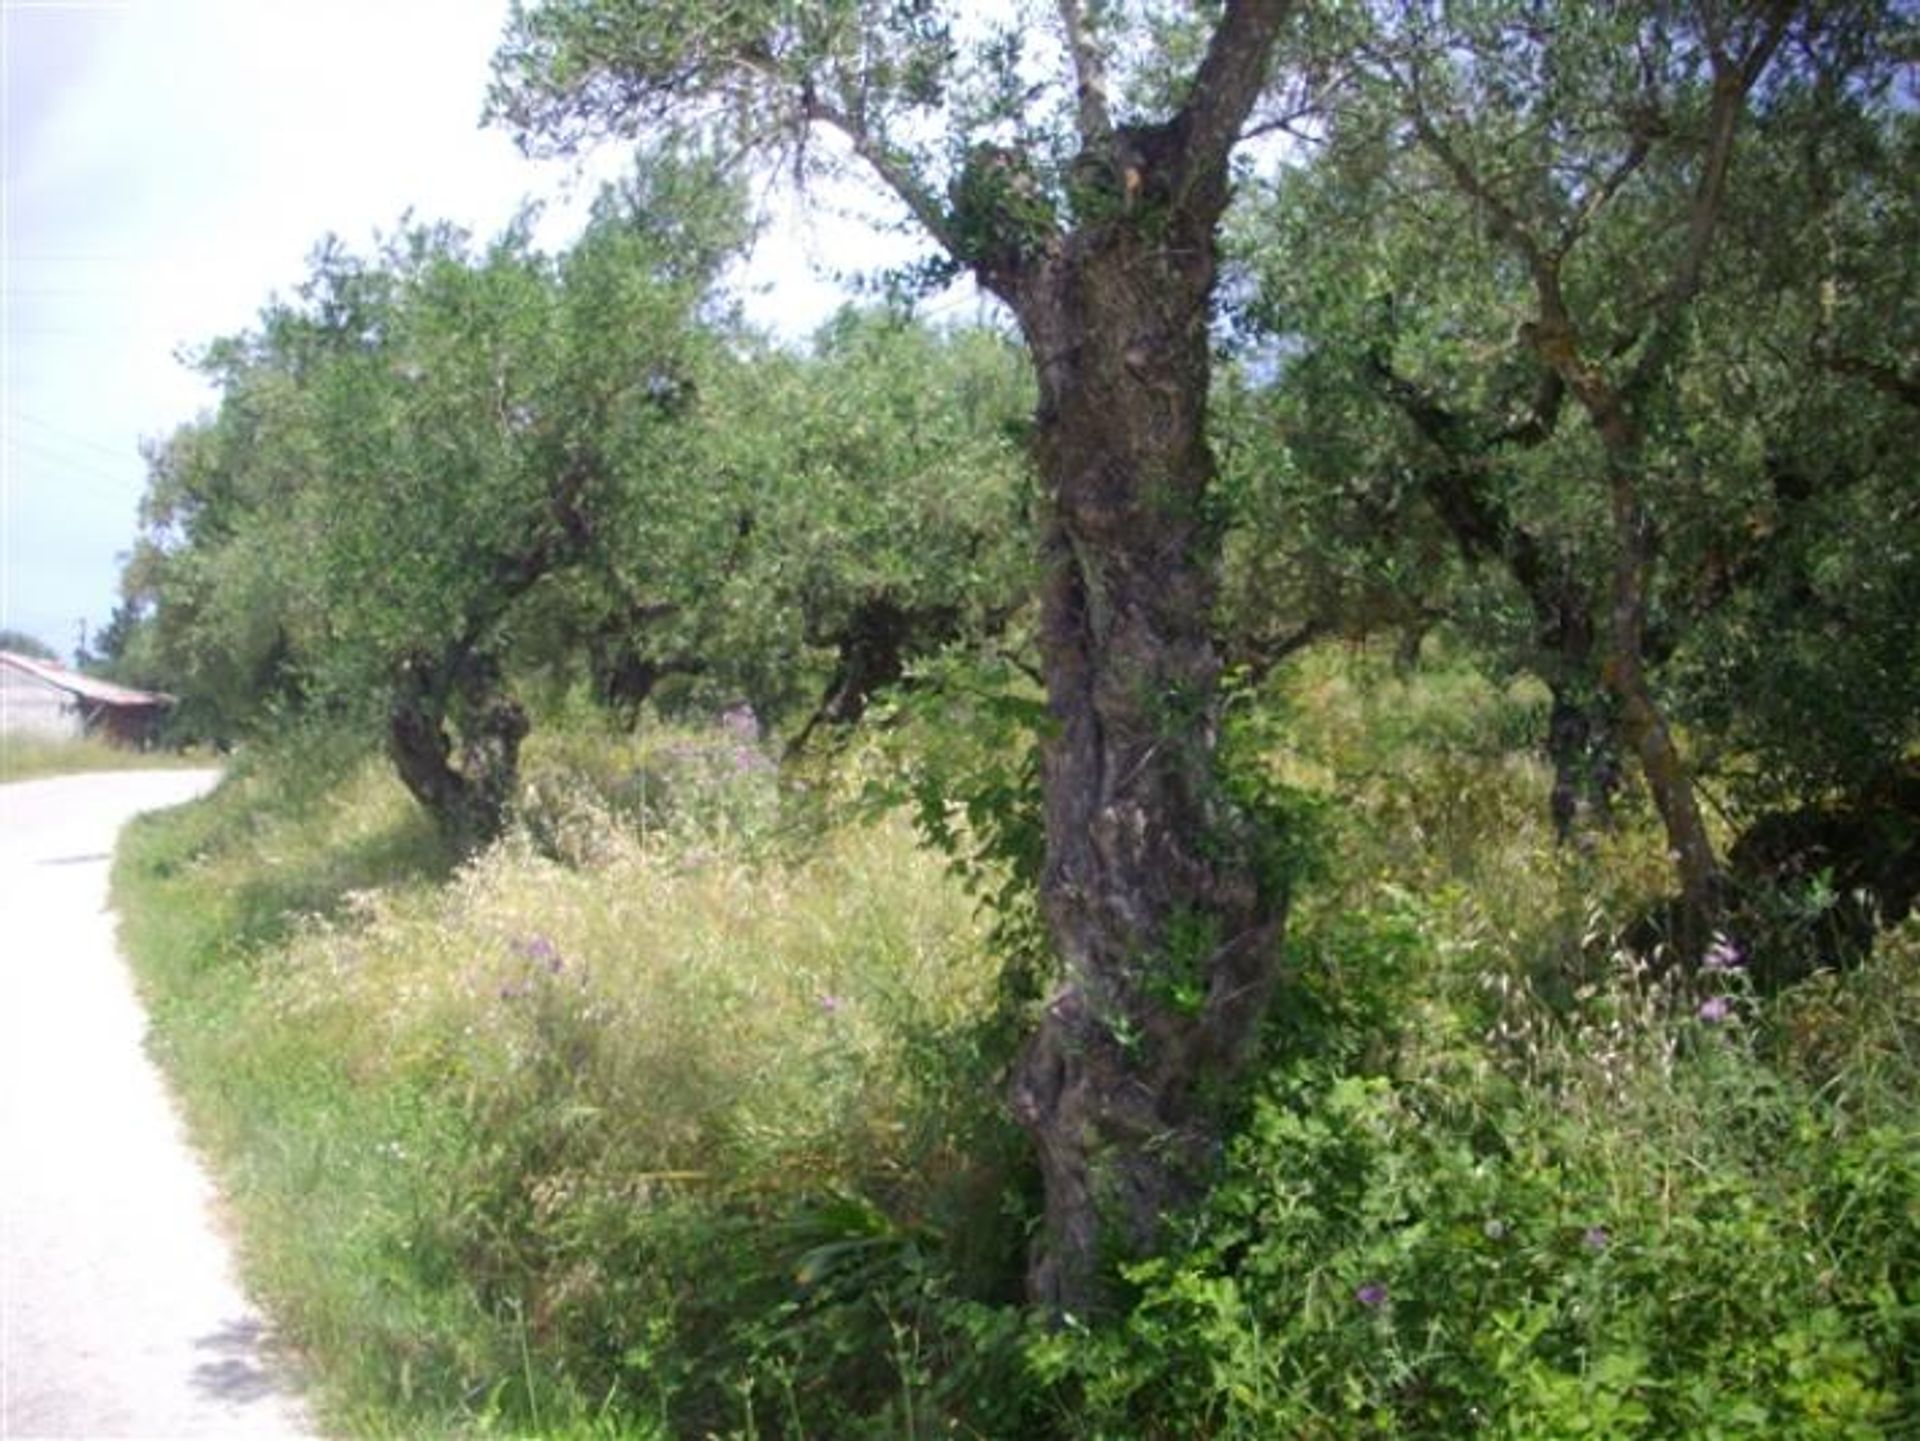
top-left (1002, 220), bottom-right (1285, 1316)
top-left (1544, 668), bottom-right (1620, 849)
top-left (388, 649), bottom-right (530, 855)
top-left (1598, 471), bottom-right (1723, 945)
top-left (804, 0), bottom-right (1298, 1317)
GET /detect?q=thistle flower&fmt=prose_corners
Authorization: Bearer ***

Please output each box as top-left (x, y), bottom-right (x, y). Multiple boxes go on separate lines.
top-left (1582, 1225), bottom-right (1610, 1251)
top-left (1355, 1282), bottom-right (1388, 1308)
top-left (1697, 995), bottom-right (1732, 1024)
top-left (1702, 936), bottom-right (1745, 972)
top-left (514, 934), bottom-right (564, 973)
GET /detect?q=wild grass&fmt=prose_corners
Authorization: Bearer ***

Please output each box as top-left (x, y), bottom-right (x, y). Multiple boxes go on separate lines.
top-left (116, 721), bottom-right (1023, 1437)
top-left (0, 730), bottom-right (211, 783)
top-left (1034, 646), bottom-right (1920, 1436)
top-left (113, 653), bottom-right (1920, 1437)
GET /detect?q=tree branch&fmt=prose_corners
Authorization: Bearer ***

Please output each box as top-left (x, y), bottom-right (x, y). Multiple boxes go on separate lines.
top-left (801, 95), bottom-right (962, 258)
top-left (1822, 349), bottom-right (1920, 411)
top-left (1055, 0), bottom-right (1114, 150)
top-left (1556, 133), bottom-right (1652, 258)
top-left (1626, 6), bottom-right (1792, 399)
top-left (1169, 0), bottom-right (1297, 219)
top-left (1229, 617), bottom-right (1328, 684)
top-left (1402, 98), bottom-right (1554, 295)
top-left (1491, 367), bottom-right (1567, 447)
top-left (1362, 348), bottom-right (1559, 604)
top-left (719, 42), bottom-right (963, 260)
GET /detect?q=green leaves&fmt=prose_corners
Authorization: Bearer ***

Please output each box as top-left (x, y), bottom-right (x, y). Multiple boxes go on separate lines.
top-left (124, 150), bottom-right (751, 768)
top-left (1223, 0), bottom-right (1920, 869)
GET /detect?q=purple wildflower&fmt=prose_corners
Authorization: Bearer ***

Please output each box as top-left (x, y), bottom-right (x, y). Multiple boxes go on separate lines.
top-left (1697, 995), bottom-right (1732, 1024)
top-left (1355, 1282), bottom-right (1388, 1308)
top-left (819, 994), bottom-right (844, 1015)
top-left (1702, 936), bottom-right (1745, 972)
top-left (514, 934), bottom-right (564, 974)
top-left (1582, 1225), bottom-right (1610, 1251)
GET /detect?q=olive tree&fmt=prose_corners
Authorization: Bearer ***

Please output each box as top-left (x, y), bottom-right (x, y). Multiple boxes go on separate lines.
top-left (127, 157), bottom-right (748, 850)
top-left (490, 0), bottom-right (1313, 1310)
top-left (1226, 1), bottom-right (1911, 948)
top-left (715, 310), bottom-right (1036, 749)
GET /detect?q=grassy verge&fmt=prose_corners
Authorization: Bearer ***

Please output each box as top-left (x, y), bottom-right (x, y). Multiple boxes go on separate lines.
top-left (114, 724), bottom-right (1028, 1437)
top-left (112, 658), bottom-right (1920, 1437)
top-left (1, 732), bottom-right (213, 783)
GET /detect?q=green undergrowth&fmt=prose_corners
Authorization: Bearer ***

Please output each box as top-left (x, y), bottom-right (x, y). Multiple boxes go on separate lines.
top-left (1038, 913), bottom-right (1920, 1437)
top-left (115, 721), bottom-right (1034, 1437)
top-left (113, 656), bottom-right (1920, 1437)
top-left (1033, 649), bottom-right (1920, 1437)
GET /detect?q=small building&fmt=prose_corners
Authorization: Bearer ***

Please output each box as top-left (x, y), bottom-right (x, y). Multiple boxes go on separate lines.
top-left (0, 650), bottom-right (174, 747)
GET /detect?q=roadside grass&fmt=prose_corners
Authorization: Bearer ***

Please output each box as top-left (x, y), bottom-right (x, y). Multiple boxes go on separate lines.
top-left (1036, 913), bottom-right (1920, 1437)
top-left (112, 655), bottom-right (1920, 1436)
top-left (115, 721), bottom-right (1026, 1437)
top-left (0, 732), bottom-right (213, 784)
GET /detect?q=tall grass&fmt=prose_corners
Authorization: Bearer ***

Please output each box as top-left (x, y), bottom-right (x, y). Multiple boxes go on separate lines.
top-left (116, 722), bottom-right (1026, 1437)
top-left (113, 655), bottom-right (1920, 1437)
top-left (0, 731), bottom-right (211, 783)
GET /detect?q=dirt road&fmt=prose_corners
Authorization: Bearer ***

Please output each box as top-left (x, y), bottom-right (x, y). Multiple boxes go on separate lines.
top-left (1, 770), bottom-right (314, 1439)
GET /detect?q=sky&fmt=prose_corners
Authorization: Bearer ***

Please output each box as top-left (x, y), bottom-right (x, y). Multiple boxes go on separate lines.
top-left (2, 0), bottom-right (930, 660)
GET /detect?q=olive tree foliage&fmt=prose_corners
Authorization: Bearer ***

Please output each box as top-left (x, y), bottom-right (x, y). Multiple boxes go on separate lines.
top-left (491, 0), bottom-right (1319, 1311)
top-left (1211, 350), bottom-right (1470, 683)
top-left (710, 309), bottom-right (1037, 750)
top-left (1667, 53), bottom-right (1920, 812)
top-left (124, 267), bottom-right (367, 741)
top-left (1228, 1), bottom-right (1910, 946)
top-left (1657, 47), bottom-right (1920, 947)
top-left (127, 156), bottom-right (750, 849)
top-left (498, 306), bottom-right (1035, 746)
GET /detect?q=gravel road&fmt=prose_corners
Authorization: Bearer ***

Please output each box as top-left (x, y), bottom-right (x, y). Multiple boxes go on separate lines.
top-left (2, 770), bottom-right (315, 1440)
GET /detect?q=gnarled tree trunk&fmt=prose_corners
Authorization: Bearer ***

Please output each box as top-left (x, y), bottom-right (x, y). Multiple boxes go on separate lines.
top-left (388, 649), bottom-right (529, 855)
top-left (1004, 220), bottom-right (1286, 1315)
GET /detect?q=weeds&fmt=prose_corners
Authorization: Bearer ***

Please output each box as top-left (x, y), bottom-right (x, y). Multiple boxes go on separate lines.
top-left (116, 721), bottom-right (1030, 1436)
top-left (113, 652), bottom-right (1920, 1436)
top-left (0, 731), bottom-right (211, 783)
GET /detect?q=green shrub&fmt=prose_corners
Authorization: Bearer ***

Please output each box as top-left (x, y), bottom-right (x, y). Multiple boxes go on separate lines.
top-left (1030, 904), bottom-right (1919, 1438)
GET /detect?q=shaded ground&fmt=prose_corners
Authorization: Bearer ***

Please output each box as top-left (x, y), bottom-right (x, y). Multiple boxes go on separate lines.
top-left (1, 770), bottom-right (314, 1439)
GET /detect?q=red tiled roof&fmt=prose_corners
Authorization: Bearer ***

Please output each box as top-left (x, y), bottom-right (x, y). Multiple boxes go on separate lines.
top-left (0, 651), bottom-right (174, 708)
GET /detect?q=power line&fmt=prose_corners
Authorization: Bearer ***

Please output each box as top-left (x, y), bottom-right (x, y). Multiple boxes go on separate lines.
top-left (3, 434), bottom-right (140, 498)
top-left (5, 409), bottom-right (137, 466)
